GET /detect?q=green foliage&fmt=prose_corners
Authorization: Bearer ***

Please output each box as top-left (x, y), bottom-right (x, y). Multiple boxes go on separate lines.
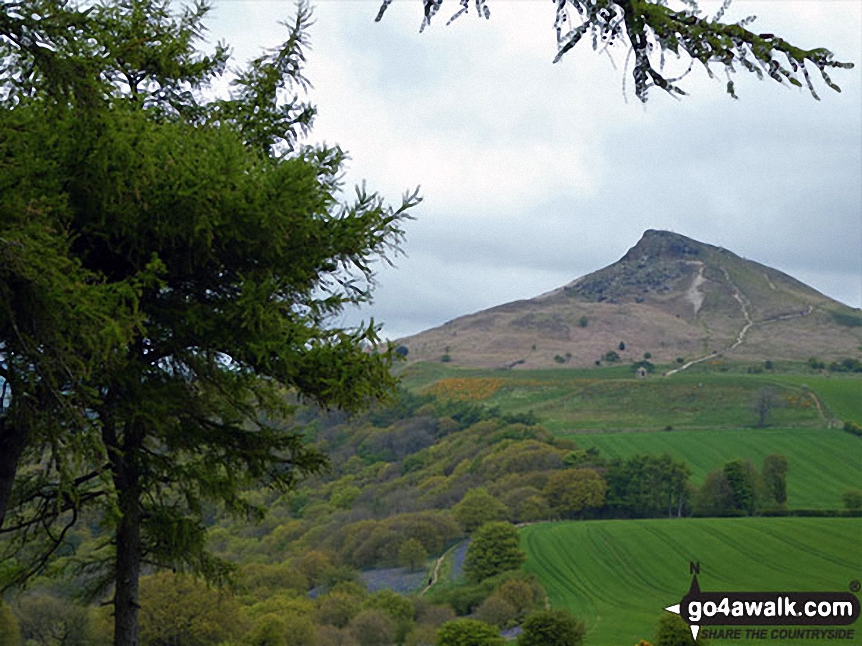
top-left (618, 342), bottom-right (626, 351)
top-left (349, 609), bottom-right (396, 646)
top-left (829, 358), bottom-right (862, 373)
top-left (362, 590), bottom-right (414, 623)
top-left (12, 595), bottom-right (93, 646)
top-left (518, 609), bottom-right (585, 646)
top-left (605, 454), bottom-right (690, 518)
top-left (434, 619), bottom-right (505, 646)
top-left (453, 489), bottom-right (510, 533)
top-left (573, 427), bottom-right (862, 510)
top-left (577, 317), bottom-right (588, 328)
top-left (761, 454), bottom-right (789, 507)
top-left (473, 595), bottom-right (517, 629)
top-left (723, 459), bottom-right (759, 515)
top-left (463, 522), bottom-right (526, 584)
top-left (603, 351), bottom-right (620, 363)
top-left (1, 3), bottom-right (420, 645)
top-left (845, 421), bottom-right (862, 437)
top-left (655, 613), bottom-right (707, 646)
top-left (542, 469), bottom-right (606, 518)
top-left (554, 355), bottom-right (567, 364)
top-left (0, 601), bottom-right (21, 646)
top-left (138, 572), bottom-right (247, 646)
top-left (395, 0), bottom-right (859, 102)
top-left (317, 591), bottom-right (363, 629)
top-left (398, 538), bottom-right (428, 572)
top-left (808, 357), bottom-right (826, 370)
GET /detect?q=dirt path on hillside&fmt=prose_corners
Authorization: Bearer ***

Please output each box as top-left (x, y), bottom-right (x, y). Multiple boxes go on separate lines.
top-left (666, 271), bottom-right (812, 378)
top-left (421, 543), bottom-right (459, 596)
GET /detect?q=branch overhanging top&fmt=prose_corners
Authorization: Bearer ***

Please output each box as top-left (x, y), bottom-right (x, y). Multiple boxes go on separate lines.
top-left (375, 0), bottom-right (854, 102)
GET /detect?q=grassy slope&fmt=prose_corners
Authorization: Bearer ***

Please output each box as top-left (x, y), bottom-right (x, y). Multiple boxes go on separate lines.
top-left (521, 518), bottom-right (862, 646)
top-left (565, 428), bottom-right (862, 509)
top-left (398, 363), bottom-right (829, 432)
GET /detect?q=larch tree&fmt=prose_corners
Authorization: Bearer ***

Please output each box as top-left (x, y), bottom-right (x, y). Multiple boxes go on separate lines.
top-left (375, 0), bottom-right (854, 102)
top-left (0, 2), bottom-right (419, 646)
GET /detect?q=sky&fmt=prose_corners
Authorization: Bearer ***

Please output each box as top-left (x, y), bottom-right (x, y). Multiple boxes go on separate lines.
top-left (206, 0), bottom-right (862, 341)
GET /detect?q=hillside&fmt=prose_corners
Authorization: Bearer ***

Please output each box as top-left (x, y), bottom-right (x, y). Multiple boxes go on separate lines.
top-left (397, 230), bottom-right (862, 368)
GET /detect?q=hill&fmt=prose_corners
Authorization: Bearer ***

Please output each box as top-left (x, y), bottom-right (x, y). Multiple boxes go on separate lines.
top-left (397, 230), bottom-right (862, 368)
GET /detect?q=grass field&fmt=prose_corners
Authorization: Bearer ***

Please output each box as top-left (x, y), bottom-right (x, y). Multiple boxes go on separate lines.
top-left (398, 363), bottom-right (842, 432)
top-left (564, 428), bottom-right (862, 509)
top-left (521, 518), bottom-right (862, 646)
top-left (770, 375), bottom-right (862, 424)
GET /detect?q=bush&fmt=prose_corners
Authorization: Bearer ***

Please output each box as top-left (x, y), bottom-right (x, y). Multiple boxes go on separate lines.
top-left (843, 421), bottom-right (862, 437)
top-left (578, 316), bottom-right (588, 328)
top-left (464, 522), bottom-right (526, 584)
top-left (603, 351), bottom-right (620, 363)
top-left (349, 609), bottom-right (396, 646)
top-left (518, 609), bottom-right (585, 646)
top-left (435, 619), bottom-right (505, 646)
top-left (554, 355), bottom-right (566, 364)
top-left (655, 612), bottom-right (709, 645)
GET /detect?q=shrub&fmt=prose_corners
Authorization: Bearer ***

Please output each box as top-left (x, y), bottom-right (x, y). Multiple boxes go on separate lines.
top-left (843, 421), bottom-right (862, 437)
top-left (463, 522), bottom-right (526, 584)
top-left (518, 609), bottom-right (585, 646)
top-left (578, 316), bottom-right (588, 328)
top-left (435, 619), bottom-right (505, 646)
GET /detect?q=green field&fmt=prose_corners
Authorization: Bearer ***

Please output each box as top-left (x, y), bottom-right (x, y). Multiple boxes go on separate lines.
top-left (399, 363), bottom-right (842, 432)
top-left (771, 375), bottom-right (862, 424)
top-left (521, 518), bottom-right (862, 646)
top-left (565, 428), bottom-right (862, 509)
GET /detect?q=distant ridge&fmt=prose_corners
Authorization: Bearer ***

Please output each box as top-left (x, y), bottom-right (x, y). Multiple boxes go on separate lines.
top-left (398, 230), bottom-right (862, 369)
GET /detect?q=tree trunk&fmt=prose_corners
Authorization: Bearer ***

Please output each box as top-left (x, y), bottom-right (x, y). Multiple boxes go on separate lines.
top-left (106, 418), bottom-right (144, 646)
top-left (0, 419), bottom-right (28, 529)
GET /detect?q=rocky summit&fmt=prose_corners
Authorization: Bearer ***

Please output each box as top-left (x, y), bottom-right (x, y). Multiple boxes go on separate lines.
top-left (397, 230), bottom-right (862, 369)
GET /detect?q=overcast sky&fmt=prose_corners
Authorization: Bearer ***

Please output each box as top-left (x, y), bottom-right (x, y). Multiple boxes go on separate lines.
top-left (207, 0), bottom-right (862, 340)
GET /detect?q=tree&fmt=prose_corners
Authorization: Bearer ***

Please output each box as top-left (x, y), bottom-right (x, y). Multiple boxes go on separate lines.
top-left (434, 619), bottom-right (505, 646)
top-left (518, 609), bottom-right (585, 646)
top-left (398, 538), bottom-right (428, 572)
top-left (473, 595), bottom-right (518, 629)
top-left (463, 522), bottom-right (526, 584)
top-left (655, 613), bottom-right (709, 646)
top-left (543, 469), bottom-right (607, 518)
top-left (137, 572), bottom-right (248, 646)
top-left (723, 459), bottom-right (759, 515)
top-left (0, 3), bottom-right (419, 646)
top-left (605, 454), bottom-right (690, 518)
top-left (761, 454), bottom-right (788, 507)
top-left (349, 609), bottom-right (396, 646)
top-left (692, 468), bottom-right (734, 517)
top-left (12, 595), bottom-right (93, 646)
top-left (752, 388), bottom-right (782, 428)
top-left (453, 488), bottom-right (510, 533)
top-left (375, 0), bottom-right (853, 102)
